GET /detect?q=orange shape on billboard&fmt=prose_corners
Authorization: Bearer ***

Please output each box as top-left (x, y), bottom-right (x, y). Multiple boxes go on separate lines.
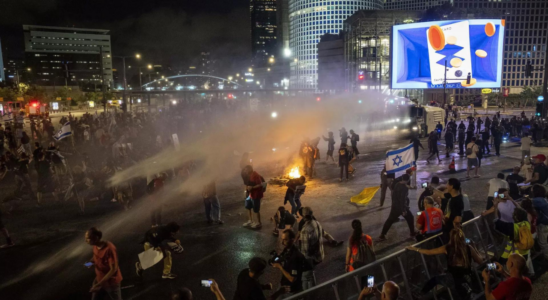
top-left (485, 22), bottom-right (496, 37)
top-left (428, 25), bottom-right (445, 51)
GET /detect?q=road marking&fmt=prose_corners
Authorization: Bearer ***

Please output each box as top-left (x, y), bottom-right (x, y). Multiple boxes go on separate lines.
top-left (191, 246), bottom-right (228, 266)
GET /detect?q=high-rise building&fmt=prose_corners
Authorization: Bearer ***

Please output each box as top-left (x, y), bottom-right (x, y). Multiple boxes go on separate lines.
top-left (251, 0), bottom-right (278, 67)
top-left (289, 0), bottom-right (383, 89)
top-left (277, 0), bottom-right (290, 54)
top-left (453, 0), bottom-right (547, 97)
top-left (200, 52), bottom-right (213, 75)
top-left (383, 0), bottom-right (450, 10)
top-left (23, 25), bottom-right (113, 89)
top-left (0, 39), bottom-right (5, 84)
top-left (317, 33), bottom-right (345, 92)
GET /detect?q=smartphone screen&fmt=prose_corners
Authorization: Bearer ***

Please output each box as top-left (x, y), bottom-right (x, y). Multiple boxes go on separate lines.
top-left (417, 212), bottom-right (422, 216)
top-left (499, 193), bottom-right (505, 199)
top-left (494, 192), bottom-right (498, 198)
top-left (422, 182), bottom-right (427, 188)
top-left (201, 280), bottom-right (212, 287)
top-left (84, 262), bottom-right (94, 268)
top-left (367, 276), bottom-right (374, 288)
top-left (465, 238), bottom-right (470, 244)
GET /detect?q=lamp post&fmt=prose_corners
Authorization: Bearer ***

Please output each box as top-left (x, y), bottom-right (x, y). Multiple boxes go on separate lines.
top-left (15, 68), bottom-right (31, 86)
top-left (138, 64), bottom-right (153, 91)
top-left (109, 53), bottom-right (141, 112)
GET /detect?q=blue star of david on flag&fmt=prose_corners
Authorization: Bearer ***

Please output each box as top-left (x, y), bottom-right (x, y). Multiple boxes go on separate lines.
top-left (392, 155), bottom-right (403, 167)
top-left (385, 143), bottom-right (415, 174)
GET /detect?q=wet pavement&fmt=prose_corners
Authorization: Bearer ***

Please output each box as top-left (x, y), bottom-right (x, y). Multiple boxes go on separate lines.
top-left (1, 115), bottom-right (548, 300)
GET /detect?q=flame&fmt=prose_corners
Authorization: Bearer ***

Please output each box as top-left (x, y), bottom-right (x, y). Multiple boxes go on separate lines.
top-left (288, 166), bottom-right (301, 179)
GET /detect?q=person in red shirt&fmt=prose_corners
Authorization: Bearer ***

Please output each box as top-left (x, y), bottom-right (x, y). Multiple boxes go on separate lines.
top-left (242, 166), bottom-right (264, 229)
top-left (415, 197), bottom-right (443, 241)
top-left (345, 219), bottom-right (374, 272)
top-left (482, 253), bottom-right (532, 300)
top-left (85, 227), bottom-right (123, 300)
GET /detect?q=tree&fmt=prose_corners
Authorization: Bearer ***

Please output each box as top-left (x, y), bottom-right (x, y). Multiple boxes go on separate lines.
top-left (0, 87), bottom-right (18, 102)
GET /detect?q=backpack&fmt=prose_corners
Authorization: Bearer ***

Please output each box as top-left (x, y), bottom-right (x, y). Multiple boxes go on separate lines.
top-left (351, 237), bottom-right (376, 269)
top-left (465, 145), bottom-right (474, 156)
top-left (355, 134), bottom-right (360, 142)
top-left (515, 223), bottom-right (534, 251)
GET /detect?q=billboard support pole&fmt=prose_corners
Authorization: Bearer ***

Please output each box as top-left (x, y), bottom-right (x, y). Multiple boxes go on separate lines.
top-left (443, 60), bottom-right (447, 107)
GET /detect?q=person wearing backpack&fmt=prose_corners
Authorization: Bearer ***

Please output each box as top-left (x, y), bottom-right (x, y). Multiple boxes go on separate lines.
top-left (349, 129), bottom-right (360, 159)
top-left (345, 219), bottom-right (375, 272)
top-left (407, 229), bottom-right (484, 299)
top-left (297, 207), bottom-right (323, 290)
top-left (531, 184), bottom-right (548, 260)
top-left (499, 207), bottom-right (533, 265)
top-left (466, 137), bottom-right (480, 178)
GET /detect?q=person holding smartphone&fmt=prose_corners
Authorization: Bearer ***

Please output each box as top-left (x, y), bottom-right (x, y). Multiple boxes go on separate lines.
top-left (482, 254), bottom-right (532, 300)
top-left (85, 227), bottom-right (123, 300)
top-left (357, 281), bottom-right (400, 300)
top-left (487, 173), bottom-right (509, 210)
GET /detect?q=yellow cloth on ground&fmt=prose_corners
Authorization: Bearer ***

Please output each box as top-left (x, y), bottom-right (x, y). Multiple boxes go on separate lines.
top-left (351, 186), bottom-right (380, 205)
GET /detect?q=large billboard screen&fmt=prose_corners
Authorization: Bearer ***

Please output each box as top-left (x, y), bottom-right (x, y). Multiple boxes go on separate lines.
top-left (391, 19), bottom-right (504, 89)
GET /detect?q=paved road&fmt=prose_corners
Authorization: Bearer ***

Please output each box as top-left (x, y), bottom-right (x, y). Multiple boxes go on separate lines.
top-left (0, 124), bottom-right (547, 300)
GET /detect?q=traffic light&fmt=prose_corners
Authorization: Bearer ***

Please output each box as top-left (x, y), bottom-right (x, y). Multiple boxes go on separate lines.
top-left (525, 61), bottom-right (532, 77)
top-left (536, 102), bottom-right (543, 117)
top-left (358, 70), bottom-right (365, 81)
top-left (227, 93), bottom-right (233, 99)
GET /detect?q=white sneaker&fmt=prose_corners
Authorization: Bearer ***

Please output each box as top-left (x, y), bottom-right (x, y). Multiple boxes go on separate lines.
top-left (242, 221), bottom-right (253, 227)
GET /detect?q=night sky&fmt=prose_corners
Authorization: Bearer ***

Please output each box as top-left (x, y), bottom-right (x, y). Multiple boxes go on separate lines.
top-left (0, 0), bottom-right (251, 75)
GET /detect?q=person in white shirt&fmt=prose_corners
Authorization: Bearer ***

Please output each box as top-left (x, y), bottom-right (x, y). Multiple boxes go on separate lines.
top-left (520, 133), bottom-right (533, 162)
top-left (486, 173), bottom-right (509, 210)
top-left (466, 137), bottom-right (480, 178)
top-left (521, 159), bottom-right (534, 181)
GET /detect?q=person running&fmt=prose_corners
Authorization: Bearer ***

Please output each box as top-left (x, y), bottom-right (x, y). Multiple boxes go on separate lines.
top-left (378, 174), bottom-right (415, 241)
top-left (345, 219), bottom-right (375, 272)
top-left (426, 132), bottom-right (440, 164)
top-left (85, 227), bottom-right (123, 299)
top-left (322, 132), bottom-right (336, 163)
top-left (243, 165), bottom-right (265, 229)
top-left (284, 176), bottom-right (305, 215)
top-left (409, 135), bottom-right (424, 161)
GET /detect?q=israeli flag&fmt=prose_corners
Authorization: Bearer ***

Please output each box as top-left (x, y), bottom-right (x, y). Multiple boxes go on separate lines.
top-left (386, 143), bottom-right (415, 174)
top-left (53, 122), bottom-right (72, 141)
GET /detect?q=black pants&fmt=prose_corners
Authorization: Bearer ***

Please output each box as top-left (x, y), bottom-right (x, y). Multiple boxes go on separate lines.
top-left (483, 141), bottom-right (490, 153)
top-left (151, 206), bottom-right (162, 226)
top-left (494, 141), bottom-right (501, 155)
top-left (458, 140), bottom-right (464, 154)
top-left (414, 148), bottom-right (419, 161)
top-left (340, 163), bottom-right (348, 179)
top-left (352, 144), bottom-right (360, 156)
top-left (381, 209), bottom-right (414, 236)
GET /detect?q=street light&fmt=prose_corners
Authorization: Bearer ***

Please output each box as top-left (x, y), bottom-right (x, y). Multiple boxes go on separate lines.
top-left (110, 53), bottom-right (142, 112)
top-left (228, 76), bottom-right (233, 81)
top-left (284, 48), bottom-right (292, 57)
top-left (248, 68), bottom-right (253, 72)
top-left (269, 57), bottom-right (275, 64)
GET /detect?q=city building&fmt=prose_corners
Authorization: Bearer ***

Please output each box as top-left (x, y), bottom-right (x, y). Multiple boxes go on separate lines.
top-left (251, 0), bottom-right (278, 67)
top-left (344, 10), bottom-right (422, 99)
top-left (383, 0), bottom-right (450, 10)
top-left (452, 0), bottom-right (548, 98)
top-left (317, 33), bottom-right (345, 92)
top-left (199, 52), bottom-right (213, 75)
top-left (0, 39), bottom-right (5, 84)
top-left (277, 0), bottom-right (290, 55)
top-left (289, 0), bottom-right (383, 89)
top-left (23, 25), bottom-right (113, 90)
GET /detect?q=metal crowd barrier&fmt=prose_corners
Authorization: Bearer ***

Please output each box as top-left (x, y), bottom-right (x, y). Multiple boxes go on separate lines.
top-left (285, 215), bottom-right (506, 300)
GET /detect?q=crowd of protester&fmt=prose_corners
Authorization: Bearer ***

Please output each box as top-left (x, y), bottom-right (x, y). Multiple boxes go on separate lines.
top-left (2, 103), bottom-right (547, 300)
